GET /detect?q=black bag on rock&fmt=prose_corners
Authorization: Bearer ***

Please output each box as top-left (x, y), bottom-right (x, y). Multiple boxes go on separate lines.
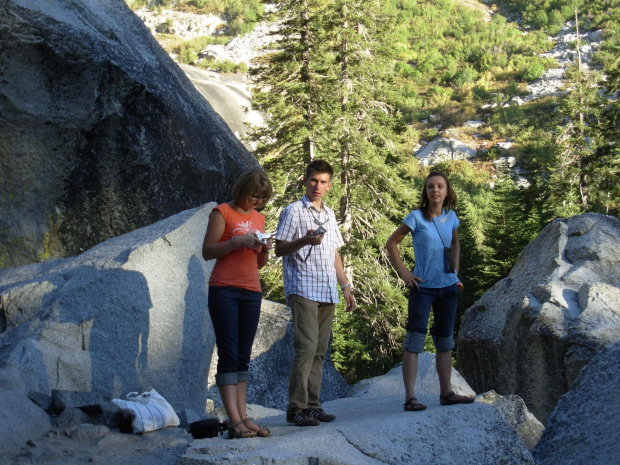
top-left (190, 419), bottom-right (228, 439)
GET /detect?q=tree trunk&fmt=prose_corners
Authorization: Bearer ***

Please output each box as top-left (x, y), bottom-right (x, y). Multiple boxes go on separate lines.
top-left (301, 1), bottom-right (314, 162)
top-left (575, 6), bottom-right (588, 211)
top-left (339, 4), bottom-right (353, 282)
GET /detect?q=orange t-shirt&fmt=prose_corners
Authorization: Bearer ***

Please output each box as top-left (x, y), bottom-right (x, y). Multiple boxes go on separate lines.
top-left (208, 203), bottom-right (265, 292)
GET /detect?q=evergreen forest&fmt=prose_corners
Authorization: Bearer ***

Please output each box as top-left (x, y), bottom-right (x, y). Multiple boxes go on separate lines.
top-left (128, 0), bottom-right (620, 384)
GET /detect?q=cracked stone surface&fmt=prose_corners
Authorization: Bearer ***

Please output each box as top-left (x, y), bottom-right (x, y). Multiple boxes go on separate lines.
top-left (177, 355), bottom-right (533, 465)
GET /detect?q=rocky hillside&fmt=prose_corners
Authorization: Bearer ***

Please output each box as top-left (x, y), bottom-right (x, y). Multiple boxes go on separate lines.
top-left (133, 3), bottom-right (603, 169)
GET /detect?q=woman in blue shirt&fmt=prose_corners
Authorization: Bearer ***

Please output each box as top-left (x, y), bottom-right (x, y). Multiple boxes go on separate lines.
top-left (386, 171), bottom-right (474, 411)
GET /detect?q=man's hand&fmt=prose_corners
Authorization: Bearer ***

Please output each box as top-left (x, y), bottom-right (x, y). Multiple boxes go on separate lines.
top-left (304, 229), bottom-right (325, 246)
top-left (343, 287), bottom-right (356, 312)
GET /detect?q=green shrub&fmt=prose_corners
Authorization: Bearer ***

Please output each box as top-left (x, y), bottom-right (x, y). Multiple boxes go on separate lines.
top-left (473, 85), bottom-right (491, 100)
top-left (178, 47), bottom-right (198, 64)
top-left (235, 62), bottom-right (248, 74)
top-left (527, 9), bottom-right (548, 29)
top-left (548, 10), bottom-right (564, 35)
top-left (454, 66), bottom-right (479, 87)
top-left (155, 19), bottom-right (173, 34)
top-left (223, 0), bottom-right (264, 36)
top-left (521, 60), bottom-right (545, 81)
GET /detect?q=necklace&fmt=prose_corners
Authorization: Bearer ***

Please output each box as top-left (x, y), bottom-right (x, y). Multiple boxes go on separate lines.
top-left (310, 206), bottom-right (329, 226)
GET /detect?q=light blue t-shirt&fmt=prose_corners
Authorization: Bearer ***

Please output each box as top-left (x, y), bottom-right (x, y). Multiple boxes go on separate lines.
top-left (403, 209), bottom-right (459, 288)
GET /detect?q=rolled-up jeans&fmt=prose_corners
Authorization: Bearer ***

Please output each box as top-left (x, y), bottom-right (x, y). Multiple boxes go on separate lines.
top-left (287, 294), bottom-right (335, 414)
top-left (403, 284), bottom-right (458, 353)
top-left (208, 286), bottom-right (262, 386)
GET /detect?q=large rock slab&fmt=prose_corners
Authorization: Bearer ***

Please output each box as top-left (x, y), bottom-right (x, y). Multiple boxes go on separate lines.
top-left (532, 341), bottom-right (620, 464)
top-left (0, 0), bottom-right (257, 269)
top-left (0, 203), bottom-right (345, 455)
top-left (457, 213), bottom-right (620, 424)
top-left (179, 354), bottom-right (534, 465)
top-left (414, 137), bottom-right (477, 166)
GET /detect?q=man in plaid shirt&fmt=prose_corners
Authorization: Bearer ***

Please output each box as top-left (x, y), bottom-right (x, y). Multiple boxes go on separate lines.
top-left (275, 160), bottom-right (356, 427)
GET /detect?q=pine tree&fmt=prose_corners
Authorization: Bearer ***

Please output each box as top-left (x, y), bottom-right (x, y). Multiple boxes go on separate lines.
top-left (593, 46), bottom-right (620, 216)
top-left (250, 0), bottom-right (415, 382)
top-left (482, 166), bottom-right (530, 286)
top-left (250, 0), bottom-right (328, 203)
top-left (455, 197), bottom-right (487, 313)
top-left (544, 5), bottom-right (616, 218)
top-left (546, 64), bottom-right (604, 217)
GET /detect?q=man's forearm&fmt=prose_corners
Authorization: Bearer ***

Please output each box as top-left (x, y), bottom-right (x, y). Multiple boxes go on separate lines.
top-left (275, 237), bottom-right (309, 257)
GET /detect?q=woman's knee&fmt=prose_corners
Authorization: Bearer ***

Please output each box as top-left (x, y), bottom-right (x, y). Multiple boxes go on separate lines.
top-left (432, 334), bottom-right (454, 352)
top-left (402, 330), bottom-right (426, 353)
top-left (215, 372), bottom-right (239, 386)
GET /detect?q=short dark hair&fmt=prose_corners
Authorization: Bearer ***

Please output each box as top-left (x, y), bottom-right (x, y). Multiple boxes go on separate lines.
top-left (305, 159), bottom-right (334, 180)
top-left (418, 171), bottom-right (458, 221)
top-left (231, 169), bottom-right (273, 205)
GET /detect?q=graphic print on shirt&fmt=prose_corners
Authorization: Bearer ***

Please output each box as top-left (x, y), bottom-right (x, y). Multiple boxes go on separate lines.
top-left (234, 220), bottom-right (259, 237)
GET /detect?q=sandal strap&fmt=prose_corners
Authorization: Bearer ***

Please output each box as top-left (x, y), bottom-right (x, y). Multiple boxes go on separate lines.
top-left (440, 391), bottom-right (455, 401)
top-left (229, 420), bottom-right (256, 438)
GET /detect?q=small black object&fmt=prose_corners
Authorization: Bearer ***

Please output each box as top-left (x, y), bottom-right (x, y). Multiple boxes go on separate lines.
top-left (190, 419), bottom-right (227, 439)
top-left (444, 246), bottom-right (455, 273)
top-left (431, 219), bottom-right (455, 274)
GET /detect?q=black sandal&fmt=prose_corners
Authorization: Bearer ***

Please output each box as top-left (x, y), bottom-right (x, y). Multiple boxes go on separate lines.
top-left (439, 391), bottom-right (475, 406)
top-left (403, 397), bottom-right (427, 411)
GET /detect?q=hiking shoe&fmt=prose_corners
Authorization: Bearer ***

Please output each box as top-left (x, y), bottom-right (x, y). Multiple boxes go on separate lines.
top-left (307, 408), bottom-right (336, 422)
top-left (286, 410), bottom-right (320, 427)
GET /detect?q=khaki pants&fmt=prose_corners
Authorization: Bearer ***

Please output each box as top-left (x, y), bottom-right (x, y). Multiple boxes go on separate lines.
top-left (287, 294), bottom-right (335, 414)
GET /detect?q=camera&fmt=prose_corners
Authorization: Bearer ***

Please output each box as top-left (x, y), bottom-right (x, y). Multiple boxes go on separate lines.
top-left (444, 247), bottom-right (455, 273)
top-left (256, 232), bottom-right (274, 241)
top-left (311, 226), bottom-right (326, 236)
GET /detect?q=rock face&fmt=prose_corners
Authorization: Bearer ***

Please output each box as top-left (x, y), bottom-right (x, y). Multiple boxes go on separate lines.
top-left (179, 64), bottom-right (264, 148)
top-left (414, 137), bottom-right (477, 166)
top-left (0, 0), bottom-right (258, 269)
top-left (477, 391), bottom-right (544, 451)
top-left (135, 9), bottom-right (225, 40)
top-left (0, 203), bottom-right (346, 455)
top-left (532, 341), bottom-right (620, 465)
top-left (457, 213), bottom-right (620, 424)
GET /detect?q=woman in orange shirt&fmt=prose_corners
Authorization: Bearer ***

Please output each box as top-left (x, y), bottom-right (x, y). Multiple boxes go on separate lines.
top-left (202, 169), bottom-right (273, 439)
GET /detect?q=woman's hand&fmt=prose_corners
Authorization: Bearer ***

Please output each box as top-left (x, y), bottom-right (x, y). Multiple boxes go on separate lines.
top-left (399, 270), bottom-right (424, 289)
top-left (234, 232), bottom-right (266, 250)
top-left (261, 236), bottom-right (274, 252)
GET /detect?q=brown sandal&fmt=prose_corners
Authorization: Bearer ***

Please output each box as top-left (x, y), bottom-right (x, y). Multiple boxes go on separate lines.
top-left (403, 397), bottom-right (427, 411)
top-left (243, 417), bottom-right (271, 437)
top-left (440, 391), bottom-right (475, 406)
top-left (228, 420), bottom-right (256, 439)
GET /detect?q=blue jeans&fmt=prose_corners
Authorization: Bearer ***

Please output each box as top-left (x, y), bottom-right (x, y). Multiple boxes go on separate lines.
top-left (208, 286), bottom-right (262, 386)
top-left (403, 284), bottom-right (458, 353)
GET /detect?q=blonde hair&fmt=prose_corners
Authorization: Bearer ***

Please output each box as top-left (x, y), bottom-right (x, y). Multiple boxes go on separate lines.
top-left (231, 169), bottom-right (273, 204)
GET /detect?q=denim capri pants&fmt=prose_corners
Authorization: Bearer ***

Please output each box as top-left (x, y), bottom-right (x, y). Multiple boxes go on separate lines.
top-left (208, 286), bottom-right (262, 386)
top-left (402, 283), bottom-right (458, 353)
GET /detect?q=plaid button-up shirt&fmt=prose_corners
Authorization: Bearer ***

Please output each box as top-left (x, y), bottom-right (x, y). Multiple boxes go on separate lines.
top-left (276, 195), bottom-right (344, 304)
